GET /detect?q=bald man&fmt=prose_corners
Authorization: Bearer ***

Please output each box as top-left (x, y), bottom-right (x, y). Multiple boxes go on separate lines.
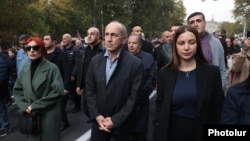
top-left (155, 24), bottom-right (183, 71)
top-left (161, 31), bottom-right (171, 44)
top-left (61, 33), bottom-right (83, 114)
top-left (76, 27), bottom-right (105, 117)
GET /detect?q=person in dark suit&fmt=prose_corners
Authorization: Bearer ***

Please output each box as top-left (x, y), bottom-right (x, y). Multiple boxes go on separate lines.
top-left (43, 33), bottom-right (72, 131)
top-left (85, 21), bottom-right (144, 141)
top-left (123, 26), bottom-right (155, 57)
top-left (130, 26), bottom-right (154, 56)
top-left (153, 25), bottom-right (224, 141)
top-left (127, 34), bottom-right (157, 141)
top-left (61, 33), bottom-right (83, 113)
top-left (75, 27), bottom-right (105, 117)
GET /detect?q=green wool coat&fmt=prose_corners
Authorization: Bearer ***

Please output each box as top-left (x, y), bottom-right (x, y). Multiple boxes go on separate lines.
top-left (13, 58), bottom-right (64, 141)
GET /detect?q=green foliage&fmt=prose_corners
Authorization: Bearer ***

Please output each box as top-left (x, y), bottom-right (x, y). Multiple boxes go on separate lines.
top-left (0, 0), bottom-right (31, 45)
top-left (219, 21), bottom-right (243, 37)
top-left (0, 0), bottom-right (185, 45)
top-left (234, 0), bottom-right (250, 20)
top-left (233, 0), bottom-right (250, 33)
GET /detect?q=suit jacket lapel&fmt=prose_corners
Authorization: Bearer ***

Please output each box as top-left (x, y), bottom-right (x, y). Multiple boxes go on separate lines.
top-left (165, 70), bottom-right (178, 114)
top-left (100, 57), bottom-right (107, 88)
top-left (94, 54), bottom-right (108, 100)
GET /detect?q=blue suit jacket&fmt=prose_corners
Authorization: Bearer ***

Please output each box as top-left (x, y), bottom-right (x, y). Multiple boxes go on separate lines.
top-left (132, 50), bottom-right (157, 132)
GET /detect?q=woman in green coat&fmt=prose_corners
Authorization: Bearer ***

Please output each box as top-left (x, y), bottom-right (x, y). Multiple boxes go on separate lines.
top-left (13, 36), bottom-right (64, 141)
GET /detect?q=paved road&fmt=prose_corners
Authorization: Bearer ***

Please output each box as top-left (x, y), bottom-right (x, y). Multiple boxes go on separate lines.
top-left (2, 91), bottom-right (156, 141)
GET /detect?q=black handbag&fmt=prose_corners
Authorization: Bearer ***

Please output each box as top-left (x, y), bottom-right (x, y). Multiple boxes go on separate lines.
top-left (19, 112), bottom-right (41, 134)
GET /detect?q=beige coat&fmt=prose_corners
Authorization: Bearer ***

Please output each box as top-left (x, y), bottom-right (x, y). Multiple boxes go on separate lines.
top-left (230, 49), bottom-right (250, 86)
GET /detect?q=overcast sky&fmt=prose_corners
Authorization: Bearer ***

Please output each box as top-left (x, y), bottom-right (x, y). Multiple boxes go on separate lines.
top-left (183, 0), bottom-right (235, 22)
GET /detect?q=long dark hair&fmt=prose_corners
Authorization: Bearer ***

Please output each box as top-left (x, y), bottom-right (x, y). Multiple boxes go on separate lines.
top-left (169, 25), bottom-right (208, 72)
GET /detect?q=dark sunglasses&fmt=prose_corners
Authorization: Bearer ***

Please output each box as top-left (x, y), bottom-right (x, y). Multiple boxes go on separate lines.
top-left (24, 45), bottom-right (40, 51)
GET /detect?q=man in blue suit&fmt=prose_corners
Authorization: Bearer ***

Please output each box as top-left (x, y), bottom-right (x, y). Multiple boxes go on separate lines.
top-left (127, 34), bottom-right (157, 141)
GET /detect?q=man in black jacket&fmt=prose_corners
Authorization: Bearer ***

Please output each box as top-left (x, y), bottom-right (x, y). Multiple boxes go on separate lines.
top-left (75, 27), bottom-right (104, 117)
top-left (43, 33), bottom-right (72, 131)
top-left (61, 33), bottom-right (83, 113)
top-left (85, 21), bottom-right (144, 141)
top-left (127, 34), bottom-right (157, 141)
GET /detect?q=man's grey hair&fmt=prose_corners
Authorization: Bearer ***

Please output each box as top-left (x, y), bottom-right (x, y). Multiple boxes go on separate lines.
top-left (109, 21), bottom-right (127, 36)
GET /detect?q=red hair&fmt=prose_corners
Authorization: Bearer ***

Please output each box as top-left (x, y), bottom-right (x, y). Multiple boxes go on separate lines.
top-left (25, 36), bottom-right (46, 56)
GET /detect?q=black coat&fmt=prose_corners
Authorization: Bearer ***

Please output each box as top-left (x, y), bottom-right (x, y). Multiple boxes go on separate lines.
top-left (154, 62), bottom-right (224, 141)
top-left (76, 43), bottom-right (105, 89)
top-left (132, 50), bottom-right (157, 133)
top-left (45, 47), bottom-right (72, 91)
top-left (63, 45), bottom-right (83, 77)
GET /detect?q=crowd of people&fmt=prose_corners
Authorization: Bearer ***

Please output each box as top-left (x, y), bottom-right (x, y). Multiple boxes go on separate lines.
top-left (0, 11), bottom-right (250, 141)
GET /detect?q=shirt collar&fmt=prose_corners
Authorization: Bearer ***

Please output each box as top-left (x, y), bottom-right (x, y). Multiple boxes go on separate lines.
top-left (104, 50), bottom-right (121, 59)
